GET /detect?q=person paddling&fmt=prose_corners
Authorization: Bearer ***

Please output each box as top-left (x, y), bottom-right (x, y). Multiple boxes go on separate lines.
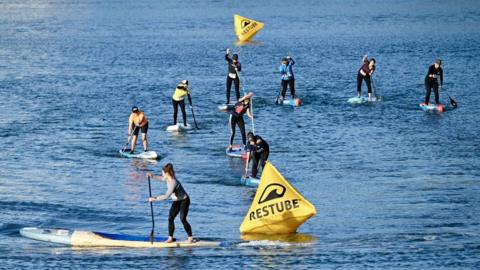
top-left (424, 59), bottom-right (443, 105)
top-left (128, 106), bottom-right (149, 153)
top-left (225, 48), bottom-right (242, 104)
top-left (172, 80), bottom-right (192, 127)
top-left (244, 132), bottom-right (270, 178)
top-left (147, 163), bottom-right (194, 244)
top-left (228, 92), bottom-right (253, 151)
top-left (278, 56), bottom-right (295, 101)
top-left (357, 55), bottom-right (376, 101)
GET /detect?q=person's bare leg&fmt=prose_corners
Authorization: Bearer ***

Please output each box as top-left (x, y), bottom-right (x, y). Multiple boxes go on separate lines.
top-left (130, 135), bottom-right (138, 152)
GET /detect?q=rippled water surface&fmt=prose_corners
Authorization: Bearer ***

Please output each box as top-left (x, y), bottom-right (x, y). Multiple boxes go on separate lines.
top-left (1, 0), bottom-right (480, 269)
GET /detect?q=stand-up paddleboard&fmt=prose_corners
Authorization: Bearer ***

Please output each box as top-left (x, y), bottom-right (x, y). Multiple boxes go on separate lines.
top-left (119, 149), bottom-right (159, 159)
top-left (420, 103), bottom-right (444, 112)
top-left (166, 123), bottom-right (193, 132)
top-left (277, 98), bottom-right (301, 107)
top-left (347, 96), bottom-right (381, 104)
top-left (218, 103), bottom-right (235, 112)
top-left (20, 227), bottom-right (220, 248)
top-left (226, 145), bottom-right (247, 159)
top-left (241, 176), bottom-right (259, 187)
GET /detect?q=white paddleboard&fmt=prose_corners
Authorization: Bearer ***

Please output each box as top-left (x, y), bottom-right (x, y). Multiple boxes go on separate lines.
top-left (166, 124), bottom-right (193, 132)
top-left (20, 227), bottom-right (220, 248)
top-left (119, 149), bottom-right (159, 159)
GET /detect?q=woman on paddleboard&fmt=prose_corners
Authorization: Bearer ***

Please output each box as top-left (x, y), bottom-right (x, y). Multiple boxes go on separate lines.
top-left (245, 132), bottom-right (270, 178)
top-left (278, 56), bottom-right (295, 101)
top-left (128, 106), bottom-right (149, 153)
top-left (357, 55), bottom-right (376, 101)
top-left (225, 48), bottom-right (241, 104)
top-left (172, 80), bottom-right (192, 127)
top-left (424, 59), bottom-right (443, 105)
top-left (147, 163), bottom-right (194, 244)
top-left (228, 92), bottom-right (253, 151)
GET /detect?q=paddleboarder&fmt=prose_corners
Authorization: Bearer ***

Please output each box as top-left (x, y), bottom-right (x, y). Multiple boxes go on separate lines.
top-left (424, 59), bottom-right (443, 105)
top-left (172, 80), bottom-right (192, 127)
top-left (245, 132), bottom-right (270, 178)
top-left (128, 106), bottom-right (149, 153)
top-left (278, 56), bottom-right (295, 102)
top-left (357, 55), bottom-right (376, 101)
top-left (147, 163), bottom-right (194, 244)
top-left (225, 48), bottom-right (241, 104)
top-left (228, 92), bottom-right (253, 151)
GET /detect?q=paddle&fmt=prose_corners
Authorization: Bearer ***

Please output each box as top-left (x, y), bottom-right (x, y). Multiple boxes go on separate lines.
top-left (122, 125), bottom-right (138, 152)
top-left (147, 175), bottom-right (155, 244)
top-left (187, 94), bottom-right (199, 129)
top-left (442, 87), bottom-right (458, 108)
top-left (250, 94), bottom-right (255, 133)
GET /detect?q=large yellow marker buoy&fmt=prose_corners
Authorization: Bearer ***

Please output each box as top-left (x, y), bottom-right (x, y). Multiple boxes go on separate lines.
top-left (234, 14), bottom-right (264, 42)
top-left (240, 162), bottom-right (316, 235)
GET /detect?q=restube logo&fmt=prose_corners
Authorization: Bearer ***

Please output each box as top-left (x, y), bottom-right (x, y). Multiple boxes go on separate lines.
top-left (241, 19), bottom-right (251, 29)
top-left (258, 183), bottom-right (286, 204)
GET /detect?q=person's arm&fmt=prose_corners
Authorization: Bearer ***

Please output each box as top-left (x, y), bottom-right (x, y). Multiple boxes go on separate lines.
top-left (225, 48), bottom-right (231, 63)
top-left (246, 104), bottom-right (253, 119)
top-left (440, 68), bottom-right (444, 86)
top-left (128, 114), bottom-right (133, 135)
top-left (288, 57), bottom-right (295, 66)
top-left (244, 151), bottom-right (250, 177)
top-left (150, 179), bottom-right (175, 202)
top-left (146, 172), bottom-right (165, 181)
top-left (279, 65), bottom-right (285, 74)
top-left (236, 62), bottom-right (241, 72)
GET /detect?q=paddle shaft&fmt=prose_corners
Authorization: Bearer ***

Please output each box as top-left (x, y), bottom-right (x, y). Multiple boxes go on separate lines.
top-left (148, 176), bottom-right (155, 243)
top-left (123, 125), bottom-right (138, 151)
top-left (188, 94), bottom-right (199, 129)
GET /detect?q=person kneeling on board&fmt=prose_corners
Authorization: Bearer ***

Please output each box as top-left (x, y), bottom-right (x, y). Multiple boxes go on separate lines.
top-left (147, 163), bottom-right (194, 244)
top-left (172, 80), bottom-right (192, 127)
top-left (424, 59), bottom-right (443, 105)
top-left (225, 48), bottom-right (242, 104)
top-left (229, 92), bottom-right (253, 151)
top-left (244, 132), bottom-right (270, 178)
top-left (128, 106), bottom-right (149, 153)
top-left (278, 56), bottom-right (295, 102)
top-left (357, 55), bottom-right (376, 101)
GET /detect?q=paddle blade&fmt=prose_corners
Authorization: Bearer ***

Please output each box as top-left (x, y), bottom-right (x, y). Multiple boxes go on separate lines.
top-left (449, 97), bottom-right (458, 108)
top-left (149, 230), bottom-right (154, 244)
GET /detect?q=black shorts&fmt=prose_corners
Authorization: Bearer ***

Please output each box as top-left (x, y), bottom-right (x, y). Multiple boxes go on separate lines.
top-left (132, 122), bottom-right (148, 136)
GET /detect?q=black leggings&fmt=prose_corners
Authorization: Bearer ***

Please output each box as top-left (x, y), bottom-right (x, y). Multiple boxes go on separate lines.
top-left (424, 80), bottom-right (440, 104)
top-left (251, 151), bottom-right (269, 178)
top-left (281, 79), bottom-right (295, 98)
top-left (168, 197), bottom-right (192, 237)
top-left (357, 73), bottom-right (372, 95)
top-left (226, 76), bottom-right (240, 104)
top-left (229, 115), bottom-right (246, 146)
top-left (172, 99), bottom-right (187, 126)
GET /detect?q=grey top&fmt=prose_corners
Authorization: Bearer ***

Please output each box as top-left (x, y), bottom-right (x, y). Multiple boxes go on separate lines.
top-left (157, 178), bottom-right (188, 201)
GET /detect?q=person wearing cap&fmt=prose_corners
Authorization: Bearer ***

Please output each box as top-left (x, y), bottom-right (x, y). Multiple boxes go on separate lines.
top-left (172, 80), bottom-right (192, 127)
top-left (244, 132), bottom-right (269, 178)
top-left (128, 106), bottom-right (149, 153)
top-left (225, 48), bottom-right (242, 104)
top-left (424, 59), bottom-right (443, 105)
top-left (357, 54), bottom-right (376, 101)
top-left (278, 56), bottom-right (296, 101)
top-left (229, 92), bottom-right (253, 150)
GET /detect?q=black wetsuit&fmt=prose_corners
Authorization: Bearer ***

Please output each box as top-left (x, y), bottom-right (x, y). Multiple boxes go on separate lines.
top-left (229, 101), bottom-right (249, 146)
top-left (247, 135), bottom-right (269, 178)
top-left (225, 54), bottom-right (241, 104)
top-left (357, 60), bottom-right (375, 95)
top-left (424, 65), bottom-right (443, 104)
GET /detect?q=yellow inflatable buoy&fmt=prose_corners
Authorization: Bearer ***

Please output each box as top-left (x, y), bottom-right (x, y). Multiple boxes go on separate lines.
top-left (234, 14), bottom-right (264, 42)
top-left (240, 162), bottom-right (316, 235)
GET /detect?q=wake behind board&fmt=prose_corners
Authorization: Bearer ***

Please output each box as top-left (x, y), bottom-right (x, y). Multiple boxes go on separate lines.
top-left (420, 103), bottom-right (444, 112)
top-left (226, 145), bottom-right (247, 159)
top-left (20, 227), bottom-right (220, 248)
top-left (217, 103), bottom-right (235, 112)
top-left (347, 96), bottom-right (381, 104)
top-left (241, 176), bottom-right (259, 187)
top-left (119, 149), bottom-right (159, 159)
top-left (166, 123), bottom-right (193, 132)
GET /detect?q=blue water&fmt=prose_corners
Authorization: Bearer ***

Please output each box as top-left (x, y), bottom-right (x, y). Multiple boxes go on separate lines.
top-left (1, 0), bottom-right (480, 268)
